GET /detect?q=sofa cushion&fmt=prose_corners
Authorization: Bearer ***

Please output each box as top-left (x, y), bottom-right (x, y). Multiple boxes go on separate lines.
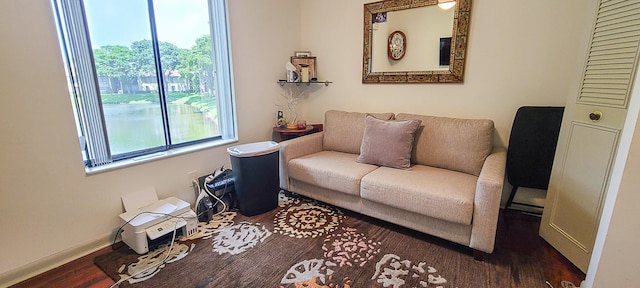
top-left (323, 110), bottom-right (395, 154)
top-left (288, 150), bottom-right (380, 196)
top-left (396, 113), bottom-right (493, 176)
top-left (360, 165), bottom-right (478, 225)
top-left (357, 115), bottom-right (422, 169)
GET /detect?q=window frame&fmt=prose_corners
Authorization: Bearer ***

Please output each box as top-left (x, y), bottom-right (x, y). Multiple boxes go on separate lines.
top-left (53, 0), bottom-right (236, 170)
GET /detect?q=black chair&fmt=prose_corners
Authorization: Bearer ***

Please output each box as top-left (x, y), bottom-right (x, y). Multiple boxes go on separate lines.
top-left (505, 106), bottom-right (564, 214)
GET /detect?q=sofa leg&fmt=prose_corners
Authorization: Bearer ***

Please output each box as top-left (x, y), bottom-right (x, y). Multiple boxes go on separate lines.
top-left (473, 249), bottom-right (487, 261)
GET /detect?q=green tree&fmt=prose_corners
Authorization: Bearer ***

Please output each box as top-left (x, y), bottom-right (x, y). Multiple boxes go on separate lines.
top-left (130, 40), bottom-right (155, 77)
top-left (93, 45), bottom-right (135, 93)
top-left (159, 41), bottom-right (184, 92)
top-left (130, 40), bottom-right (185, 92)
top-left (94, 39), bottom-right (201, 95)
top-left (159, 41), bottom-right (182, 72)
top-left (177, 34), bottom-right (214, 94)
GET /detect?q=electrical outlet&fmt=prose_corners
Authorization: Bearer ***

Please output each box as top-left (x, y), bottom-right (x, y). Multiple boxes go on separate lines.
top-left (187, 170), bottom-right (198, 188)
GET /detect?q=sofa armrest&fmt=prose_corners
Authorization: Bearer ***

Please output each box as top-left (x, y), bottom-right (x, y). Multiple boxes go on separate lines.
top-left (470, 147), bottom-right (507, 253)
top-left (279, 131), bottom-right (324, 190)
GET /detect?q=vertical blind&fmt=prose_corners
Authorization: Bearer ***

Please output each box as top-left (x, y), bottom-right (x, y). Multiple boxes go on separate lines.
top-left (55, 0), bottom-right (112, 166)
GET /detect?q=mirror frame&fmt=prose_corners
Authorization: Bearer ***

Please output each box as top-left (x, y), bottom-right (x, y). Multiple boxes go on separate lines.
top-left (362, 0), bottom-right (472, 84)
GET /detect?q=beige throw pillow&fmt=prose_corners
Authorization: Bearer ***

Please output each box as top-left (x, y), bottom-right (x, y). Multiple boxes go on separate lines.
top-left (357, 115), bottom-right (422, 169)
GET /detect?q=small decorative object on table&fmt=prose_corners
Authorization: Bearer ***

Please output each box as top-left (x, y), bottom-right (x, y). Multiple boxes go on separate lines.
top-left (275, 111), bottom-right (287, 128)
top-left (276, 82), bottom-right (303, 127)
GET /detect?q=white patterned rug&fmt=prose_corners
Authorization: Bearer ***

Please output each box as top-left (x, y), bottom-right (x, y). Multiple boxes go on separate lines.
top-left (96, 192), bottom-right (547, 287)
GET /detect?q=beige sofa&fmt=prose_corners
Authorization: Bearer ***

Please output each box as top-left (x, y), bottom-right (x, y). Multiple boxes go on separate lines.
top-left (279, 110), bottom-right (506, 255)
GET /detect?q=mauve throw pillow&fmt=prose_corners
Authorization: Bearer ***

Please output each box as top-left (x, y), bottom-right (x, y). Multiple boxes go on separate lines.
top-left (357, 115), bottom-right (422, 169)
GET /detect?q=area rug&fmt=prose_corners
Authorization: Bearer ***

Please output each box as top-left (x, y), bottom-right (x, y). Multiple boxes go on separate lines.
top-left (95, 192), bottom-right (547, 287)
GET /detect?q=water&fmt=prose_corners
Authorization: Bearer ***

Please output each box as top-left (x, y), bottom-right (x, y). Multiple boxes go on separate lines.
top-left (103, 103), bottom-right (219, 155)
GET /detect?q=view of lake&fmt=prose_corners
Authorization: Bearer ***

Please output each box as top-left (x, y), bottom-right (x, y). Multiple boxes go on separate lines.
top-left (103, 103), bottom-right (219, 155)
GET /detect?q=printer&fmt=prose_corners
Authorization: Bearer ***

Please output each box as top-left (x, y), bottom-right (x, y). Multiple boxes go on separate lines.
top-left (119, 188), bottom-right (198, 254)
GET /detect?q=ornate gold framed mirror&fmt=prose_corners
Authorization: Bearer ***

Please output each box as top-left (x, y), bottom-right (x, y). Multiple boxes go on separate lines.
top-left (362, 0), bottom-right (472, 83)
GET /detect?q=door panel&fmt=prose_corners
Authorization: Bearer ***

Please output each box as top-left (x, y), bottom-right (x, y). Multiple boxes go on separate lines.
top-left (540, 0), bottom-right (640, 272)
top-left (545, 124), bottom-right (618, 256)
top-left (541, 109), bottom-right (626, 272)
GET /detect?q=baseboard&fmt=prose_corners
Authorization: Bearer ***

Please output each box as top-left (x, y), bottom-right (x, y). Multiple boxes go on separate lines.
top-left (0, 233), bottom-right (112, 287)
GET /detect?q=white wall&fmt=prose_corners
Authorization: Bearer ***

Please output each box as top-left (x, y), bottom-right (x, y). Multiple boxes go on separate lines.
top-left (296, 0), bottom-right (594, 208)
top-left (0, 0), bottom-right (299, 285)
top-left (298, 0), bottom-right (591, 148)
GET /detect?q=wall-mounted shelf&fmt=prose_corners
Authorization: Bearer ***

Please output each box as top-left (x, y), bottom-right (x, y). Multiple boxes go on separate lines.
top-left (277, 80), bottom-right (332, 87)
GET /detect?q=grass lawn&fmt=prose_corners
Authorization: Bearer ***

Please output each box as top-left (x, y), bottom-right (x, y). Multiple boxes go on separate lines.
top-left (101, 92), bottom-right (217, 118)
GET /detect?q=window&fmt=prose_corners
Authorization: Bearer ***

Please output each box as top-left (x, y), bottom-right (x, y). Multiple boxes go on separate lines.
top-left (53, 0), bottom-right (235, 168)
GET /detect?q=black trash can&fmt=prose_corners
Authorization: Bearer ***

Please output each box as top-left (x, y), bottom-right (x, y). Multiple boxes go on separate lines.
top-left (227, 141), bottom-right (280, 216)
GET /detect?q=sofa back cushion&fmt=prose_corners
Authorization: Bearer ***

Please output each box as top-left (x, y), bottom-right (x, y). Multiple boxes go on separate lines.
top-left (324, 110), bottom-right (395, 154)
top-left (396, 113), bottom-right (494, 176)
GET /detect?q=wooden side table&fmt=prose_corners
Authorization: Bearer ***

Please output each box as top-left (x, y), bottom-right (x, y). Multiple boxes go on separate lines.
top-left (273, 124), bottom-right (322, 141)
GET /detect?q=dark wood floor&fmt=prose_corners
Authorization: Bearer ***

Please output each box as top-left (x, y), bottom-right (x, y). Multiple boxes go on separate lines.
top-left (10, 208), bottom-right (584, 288)
top-left (495, 209), bottom-right (585, 287)
top-left (9, 245), bottom-right (115, 288)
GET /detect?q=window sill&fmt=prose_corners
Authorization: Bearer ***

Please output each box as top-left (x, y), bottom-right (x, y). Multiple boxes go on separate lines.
top-left (85, 138), bottom-right (238, 175)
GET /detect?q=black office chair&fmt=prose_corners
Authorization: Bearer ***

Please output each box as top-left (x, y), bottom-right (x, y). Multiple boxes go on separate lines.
top-left (505, 106), bottom-right (564, 214)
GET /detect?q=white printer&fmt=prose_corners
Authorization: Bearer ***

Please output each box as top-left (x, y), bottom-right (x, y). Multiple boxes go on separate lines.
top-left (119, 188), bottom-right (198, 254)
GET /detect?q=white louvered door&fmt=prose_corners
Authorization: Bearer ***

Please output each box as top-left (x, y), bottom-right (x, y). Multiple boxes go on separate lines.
top-left (539, 0), bottom-right (640, 272)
